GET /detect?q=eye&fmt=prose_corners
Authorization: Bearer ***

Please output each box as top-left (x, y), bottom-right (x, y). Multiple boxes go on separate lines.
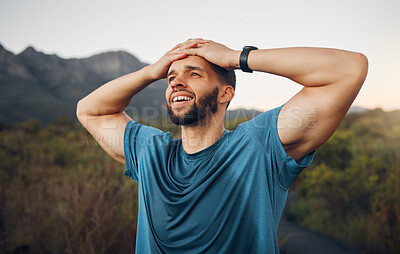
top-left (191, 72), bottom-right (200, 77)
top-left (168, 76), bottom-right (175, 83)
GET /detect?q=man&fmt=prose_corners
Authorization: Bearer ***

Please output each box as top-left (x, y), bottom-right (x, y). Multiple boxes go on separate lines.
top-left (76, 39), bottom-right (368, 253)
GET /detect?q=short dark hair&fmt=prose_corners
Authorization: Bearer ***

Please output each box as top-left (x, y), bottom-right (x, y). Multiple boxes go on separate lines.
top-left (209, 62), bottom-right (236, 109)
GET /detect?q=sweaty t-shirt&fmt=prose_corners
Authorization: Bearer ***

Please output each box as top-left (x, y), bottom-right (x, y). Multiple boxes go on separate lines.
top-left (124, 105), bottom-right (314, 253)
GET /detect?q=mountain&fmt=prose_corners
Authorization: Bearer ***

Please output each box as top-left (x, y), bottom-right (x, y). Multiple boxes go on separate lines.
top-left (0, 43), bottom-right (369, 125)
top-left (347, 106), bottom-right (369, 115)
top-left (0, 44), bottom-right (167, 124)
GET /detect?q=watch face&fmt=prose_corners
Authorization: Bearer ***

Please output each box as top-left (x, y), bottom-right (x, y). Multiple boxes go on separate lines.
top-left (243, 46), bottom-right (258, 50)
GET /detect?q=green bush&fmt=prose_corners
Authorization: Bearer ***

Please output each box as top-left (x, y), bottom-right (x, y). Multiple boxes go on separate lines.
top-left (290, 109), bottom-right (400, 254)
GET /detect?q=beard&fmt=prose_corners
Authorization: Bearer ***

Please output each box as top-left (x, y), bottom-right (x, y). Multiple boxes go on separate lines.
top-left (167, 87), bottom-right (219, 126)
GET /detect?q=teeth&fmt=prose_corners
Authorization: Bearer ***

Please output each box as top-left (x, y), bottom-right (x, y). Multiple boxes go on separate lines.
top-left (173, 96), bottom-right (193, 103)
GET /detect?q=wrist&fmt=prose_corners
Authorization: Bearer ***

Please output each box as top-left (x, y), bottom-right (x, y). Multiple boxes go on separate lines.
top-left (239, 46), bottom-right (258, 73)
top-left (230, 50), bottom-right (242, 70)
top-left (141, 65), bottom-right (160, 82)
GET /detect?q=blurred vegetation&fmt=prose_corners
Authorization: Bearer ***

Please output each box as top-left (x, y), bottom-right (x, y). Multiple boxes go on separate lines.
top-left (1, 109), bottom-right (399, 253)
top-left (290, 108), bottom-right (400, 254)
top-left (0, 114), bottom-right (249, 254)
top-left (0, 117), bottom-right (137, 254)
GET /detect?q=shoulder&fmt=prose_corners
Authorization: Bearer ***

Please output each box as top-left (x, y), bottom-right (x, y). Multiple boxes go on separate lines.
top-left (125, 120), bottom-right (165, 137)
top-left (124, 120), bottom-right (174, 148)
top-left (225, 106), bottom-right (284, 151)
top-left (236, 105), bottom-right (283, 133)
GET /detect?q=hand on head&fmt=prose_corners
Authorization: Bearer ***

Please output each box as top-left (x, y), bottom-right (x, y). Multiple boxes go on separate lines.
top-left (175, 39), bottom-right (239, 71)
top-left (149, 39), bottom-right (238, 81)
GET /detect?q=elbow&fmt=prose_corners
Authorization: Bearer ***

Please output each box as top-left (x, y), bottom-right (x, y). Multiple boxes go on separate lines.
top-left (353, 52), bottom-right (369, 84)
top-left (342, 52), bottom-right (368, 90)
top-left (76, 99), bottom-right (86, 123)
top-left (358, 52), bottom-right (368, 75)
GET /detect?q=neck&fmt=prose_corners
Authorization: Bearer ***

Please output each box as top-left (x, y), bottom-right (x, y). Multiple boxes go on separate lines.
top-left (181, 110), bottom-right (225, 154)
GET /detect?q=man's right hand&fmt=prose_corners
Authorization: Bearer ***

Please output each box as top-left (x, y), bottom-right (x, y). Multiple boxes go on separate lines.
top-left (147, 39), bottom-right (210, 80)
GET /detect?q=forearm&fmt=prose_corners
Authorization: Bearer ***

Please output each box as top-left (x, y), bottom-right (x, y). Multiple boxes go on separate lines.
top-left (238, 47), bottom-right (368, 87)
top-left (77, 65), bottom-right (156, 117)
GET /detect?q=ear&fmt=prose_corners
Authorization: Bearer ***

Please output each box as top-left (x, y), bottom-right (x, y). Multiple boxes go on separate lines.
top-left (219, 85), bottom-right (235, 104)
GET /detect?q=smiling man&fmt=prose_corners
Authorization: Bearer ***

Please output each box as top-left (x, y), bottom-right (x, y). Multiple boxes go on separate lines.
top-left (166, 58), bottom-right (221, 126)
top-left (76, 39), bottom-right (368, 253)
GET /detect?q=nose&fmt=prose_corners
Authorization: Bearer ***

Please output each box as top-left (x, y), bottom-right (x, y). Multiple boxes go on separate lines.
top-left (170, 75), bottom-right (187, 89)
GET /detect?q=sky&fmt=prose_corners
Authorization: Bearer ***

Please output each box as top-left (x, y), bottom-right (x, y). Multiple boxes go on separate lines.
top-left (1, 0), bottom-right (399, 111)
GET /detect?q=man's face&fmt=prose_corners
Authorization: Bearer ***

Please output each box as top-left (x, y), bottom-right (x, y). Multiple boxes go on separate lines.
top-left (165, 56), bottom-right (221, 126)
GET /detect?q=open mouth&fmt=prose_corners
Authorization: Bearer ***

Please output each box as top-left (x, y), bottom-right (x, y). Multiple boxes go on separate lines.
top-left (172, 95), bottom-right (194, 103)
top-left (170, 91), bottom-right (195, 106)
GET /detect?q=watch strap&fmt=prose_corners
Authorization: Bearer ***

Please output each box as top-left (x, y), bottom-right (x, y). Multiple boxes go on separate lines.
top-left (240, 46), bottom-right (258, 73)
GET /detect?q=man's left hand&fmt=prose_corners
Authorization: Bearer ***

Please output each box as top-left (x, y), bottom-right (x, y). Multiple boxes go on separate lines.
top-left (176, 38), bottom-right (240, 70)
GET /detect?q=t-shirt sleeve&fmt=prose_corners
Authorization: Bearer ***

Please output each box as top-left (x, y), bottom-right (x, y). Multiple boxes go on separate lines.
top-left (242, 105), bottom-right (315, 189)
top-left (124, 120), bottom-right (164, 182)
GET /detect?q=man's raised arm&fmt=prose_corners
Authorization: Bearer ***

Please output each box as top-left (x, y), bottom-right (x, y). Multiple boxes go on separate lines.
top-left (246, 47), bottom-right (368, 160)
top-left (181, 39), bottom-right (368, 160)
top-left (76, 42), bottom-right (198, 163)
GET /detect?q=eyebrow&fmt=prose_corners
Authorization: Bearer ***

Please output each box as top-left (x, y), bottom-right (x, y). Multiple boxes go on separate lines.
top-left (167, 65), bottom-right (205, 78)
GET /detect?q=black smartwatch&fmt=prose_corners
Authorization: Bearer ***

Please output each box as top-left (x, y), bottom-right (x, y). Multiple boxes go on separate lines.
top-left (239, 46), bottom-right (258, 73)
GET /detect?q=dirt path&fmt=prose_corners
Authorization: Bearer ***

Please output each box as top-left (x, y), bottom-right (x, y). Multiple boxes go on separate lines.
top-left (277, 190), bottom-right (362, 254)
top-left (278, 219), bottom-right (362, 254)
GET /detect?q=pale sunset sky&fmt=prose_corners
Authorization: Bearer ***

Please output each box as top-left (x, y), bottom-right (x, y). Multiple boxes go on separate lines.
top-left (1, 0), bottom-right (399, 111)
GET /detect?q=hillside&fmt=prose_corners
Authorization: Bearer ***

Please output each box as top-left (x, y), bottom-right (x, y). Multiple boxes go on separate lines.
top-left (0, 43), bottom-right (167, 124)
top-left (1, 108), bottom-right (398, 253)
top-left (289, 108), bottom-right (400, 254)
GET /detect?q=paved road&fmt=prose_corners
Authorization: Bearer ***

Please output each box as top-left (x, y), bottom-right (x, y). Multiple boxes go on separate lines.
top-left (277, 190), bottom-right (362, 254)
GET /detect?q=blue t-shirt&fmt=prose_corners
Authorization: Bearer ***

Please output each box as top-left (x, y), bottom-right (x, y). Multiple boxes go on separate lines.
top-left (124, 105), bottom-right (314, 253)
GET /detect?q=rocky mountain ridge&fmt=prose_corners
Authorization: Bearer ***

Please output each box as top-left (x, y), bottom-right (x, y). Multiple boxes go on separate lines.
top-left (0, 43), bottom-right (166, 124)
top-left (0, 43), bottom-right (368, 125)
